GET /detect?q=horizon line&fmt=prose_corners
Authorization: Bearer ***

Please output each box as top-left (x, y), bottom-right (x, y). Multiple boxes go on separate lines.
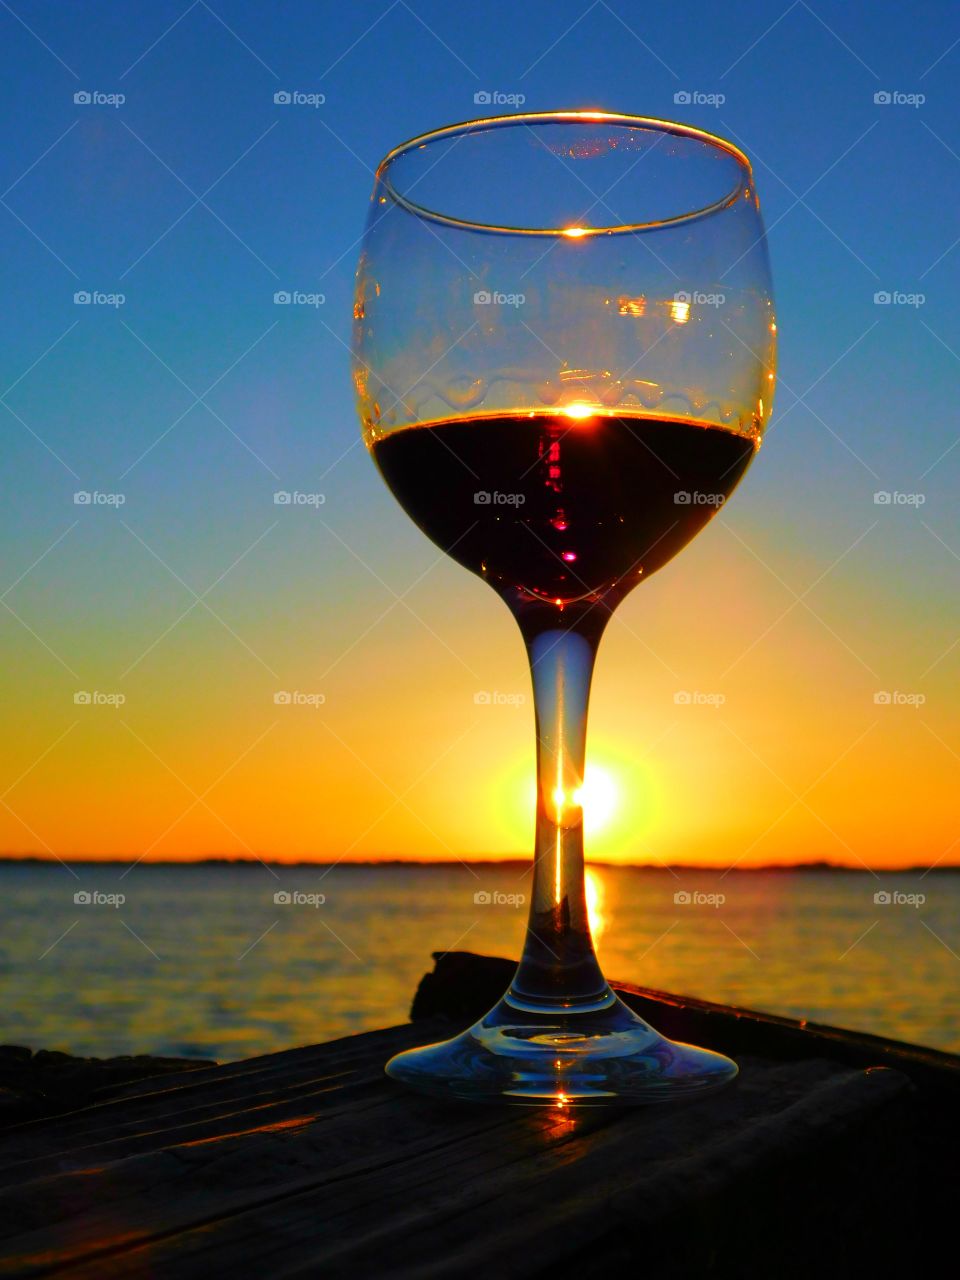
top-left (0, 855), bottom-right (957, 873)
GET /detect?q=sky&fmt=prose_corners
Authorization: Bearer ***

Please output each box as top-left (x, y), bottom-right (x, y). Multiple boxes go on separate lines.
top-left (1, 0), bottom-right (959, 869)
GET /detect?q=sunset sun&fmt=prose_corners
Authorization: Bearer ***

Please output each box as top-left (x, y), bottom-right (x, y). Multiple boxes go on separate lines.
top-left (575, 765), bottom-right (619, 835)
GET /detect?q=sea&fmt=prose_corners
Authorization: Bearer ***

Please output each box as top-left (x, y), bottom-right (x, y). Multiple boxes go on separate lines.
top-left (1, 861), bottom-right (957, 1061)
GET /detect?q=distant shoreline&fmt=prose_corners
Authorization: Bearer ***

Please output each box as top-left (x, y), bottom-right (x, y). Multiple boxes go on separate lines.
top-left (1, 856), bottom-right (957, 873)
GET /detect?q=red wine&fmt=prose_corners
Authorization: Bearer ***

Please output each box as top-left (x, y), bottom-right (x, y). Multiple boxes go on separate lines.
top-left (372, 412), bottom-right (756, 607)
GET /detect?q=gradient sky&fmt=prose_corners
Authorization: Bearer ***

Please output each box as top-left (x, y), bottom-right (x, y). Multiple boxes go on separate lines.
top-left (2, 0), bottom-right (959, 868)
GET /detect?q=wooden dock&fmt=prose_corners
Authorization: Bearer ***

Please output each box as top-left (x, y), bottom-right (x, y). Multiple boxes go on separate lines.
top-left (0, 951), bottom-right (956, 1278)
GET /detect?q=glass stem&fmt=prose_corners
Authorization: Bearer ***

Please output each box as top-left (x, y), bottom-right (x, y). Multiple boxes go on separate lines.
top-left (506, 613), bottom-right (614, 1014)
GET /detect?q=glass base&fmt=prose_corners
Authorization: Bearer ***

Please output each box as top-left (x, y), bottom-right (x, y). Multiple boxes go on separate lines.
top-left (387, 987), bottom-right (738, 1106)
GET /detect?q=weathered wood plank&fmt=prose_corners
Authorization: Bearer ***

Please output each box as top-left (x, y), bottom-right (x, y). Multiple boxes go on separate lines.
top-left (0, 1043), bottom-right (911, 1278)
top-left (0, 1023), bottom-right (436, 1186)
top-left (0, 951), bottom-right (948, 1278)
top-left (0, 1048), bottom-right (215, 1127)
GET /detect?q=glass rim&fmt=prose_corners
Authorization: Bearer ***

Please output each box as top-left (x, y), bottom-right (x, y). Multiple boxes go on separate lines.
top-left (375, 111), bottom-right (755, 237)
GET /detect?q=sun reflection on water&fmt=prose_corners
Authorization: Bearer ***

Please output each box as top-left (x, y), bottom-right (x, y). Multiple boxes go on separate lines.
top-left (585, 866), bottom-right (608, 945)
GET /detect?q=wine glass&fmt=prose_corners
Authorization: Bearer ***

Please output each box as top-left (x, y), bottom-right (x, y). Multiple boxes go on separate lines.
top-left (352, 112), bottom-right (776, 1105)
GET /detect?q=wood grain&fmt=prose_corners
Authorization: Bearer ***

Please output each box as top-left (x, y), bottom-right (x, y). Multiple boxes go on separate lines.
top-left (0, 953), bottom-right (945, 1278)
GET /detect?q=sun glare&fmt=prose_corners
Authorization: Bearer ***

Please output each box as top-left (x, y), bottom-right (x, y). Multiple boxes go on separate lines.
top-left (575, 765), bottom-right (618, 834)
top-left (524, 762), bottom-right (623, 838)
top-left (560, 401), bottom-right (596, 420)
